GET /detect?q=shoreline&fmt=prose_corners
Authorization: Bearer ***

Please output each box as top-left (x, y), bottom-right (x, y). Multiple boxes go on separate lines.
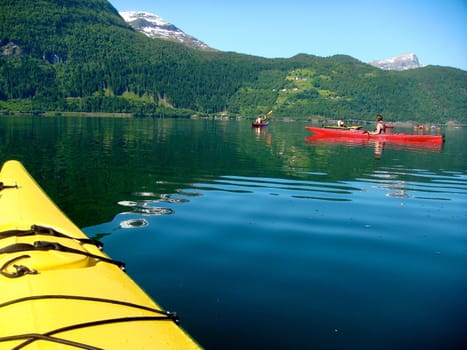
top-left (0, 112), bottom-right (465, 127)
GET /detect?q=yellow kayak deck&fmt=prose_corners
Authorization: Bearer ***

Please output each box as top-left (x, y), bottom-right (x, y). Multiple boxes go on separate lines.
top-left (0, 160), bottom-right (201, 349)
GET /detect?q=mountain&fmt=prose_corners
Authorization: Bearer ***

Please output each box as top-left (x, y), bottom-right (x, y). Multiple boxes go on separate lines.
top-left (0, 0), bottom-right (465, 123)
top-left (369, 53), bottom-right (422, 71)
top-left (120, 11), bottom-right (212, 51)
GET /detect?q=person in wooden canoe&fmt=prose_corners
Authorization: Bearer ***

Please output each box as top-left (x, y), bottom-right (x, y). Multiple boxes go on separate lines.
top-left (337, 119), bottom-right (346, 127)
top-left (368, 114), bottom-right (385, 135)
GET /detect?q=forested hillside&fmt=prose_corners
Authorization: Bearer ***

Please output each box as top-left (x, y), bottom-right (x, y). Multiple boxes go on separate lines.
top-left (0, 0), bottom-right (465, 122)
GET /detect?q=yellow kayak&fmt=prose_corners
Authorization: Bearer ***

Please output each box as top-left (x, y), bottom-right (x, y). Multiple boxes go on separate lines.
top-left (0, 160), bottom-right (201, 350)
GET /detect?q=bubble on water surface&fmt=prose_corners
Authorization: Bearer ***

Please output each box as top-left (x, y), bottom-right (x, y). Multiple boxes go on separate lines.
top-left (119, 218), bottom-right (149, 229)
top-left (117, 200), bottom-right (138, 207)
top-left (133, 206), bottom-right (174, 215)
top-left (132, 191), bottom-right (157, 197)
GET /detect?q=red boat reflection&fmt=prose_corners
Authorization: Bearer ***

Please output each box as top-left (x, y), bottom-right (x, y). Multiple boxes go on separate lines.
top-left (305, 135), bottom-right (443, 153)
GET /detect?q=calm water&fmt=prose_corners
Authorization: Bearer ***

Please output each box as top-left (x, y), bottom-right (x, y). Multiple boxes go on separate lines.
top-left (1, 116), bottom-right (466, 349)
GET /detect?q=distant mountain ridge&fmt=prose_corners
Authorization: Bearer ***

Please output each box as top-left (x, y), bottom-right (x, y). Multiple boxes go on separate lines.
top-left (121, 10), bottom-right (425, 72)
top-left (120, 11), bottom-right (212, 51)
top-left (369, 53), bottom-right (422, 71)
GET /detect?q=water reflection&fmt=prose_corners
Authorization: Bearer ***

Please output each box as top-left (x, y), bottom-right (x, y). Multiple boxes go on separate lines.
top-left (305, 135), bottom-right (443, 154)
top-left (382, 180), bottom-right (411, 198)
top-left (374, 141), bottom-right (384, 159)
top-left (253, 125), bottom-right (272, 146)
top-left (360, 167), bottom-right (467, 201)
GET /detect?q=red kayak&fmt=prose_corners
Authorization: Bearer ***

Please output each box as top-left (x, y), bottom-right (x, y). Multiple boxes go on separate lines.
top-left (305, 126), bottom-right (444, 144)
top-left (252, 122), bottom-right (269, 127)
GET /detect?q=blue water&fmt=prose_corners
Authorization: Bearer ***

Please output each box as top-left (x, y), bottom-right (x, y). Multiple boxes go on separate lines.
top-left (1, 116), bottom-right (466, 349)
top-left (86, 167), bottom-right (467, 350)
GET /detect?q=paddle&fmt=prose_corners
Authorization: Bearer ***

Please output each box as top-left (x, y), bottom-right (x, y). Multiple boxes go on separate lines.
top-left (254, 110), bottom-right (272, 125)
top-left (262, 110), bottom-right (272, 120)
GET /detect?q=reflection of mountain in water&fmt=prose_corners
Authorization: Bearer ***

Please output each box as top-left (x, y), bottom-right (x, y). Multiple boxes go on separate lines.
top-left (1, 116), bottom-right (462, 228)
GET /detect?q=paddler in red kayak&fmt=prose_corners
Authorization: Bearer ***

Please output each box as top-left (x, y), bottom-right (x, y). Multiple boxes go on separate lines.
top-left (367, 114), bottom-right (385, 135)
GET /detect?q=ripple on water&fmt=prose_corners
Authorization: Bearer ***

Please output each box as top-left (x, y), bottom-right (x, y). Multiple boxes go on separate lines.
top-left (119, 218), bottom-right (149, 229)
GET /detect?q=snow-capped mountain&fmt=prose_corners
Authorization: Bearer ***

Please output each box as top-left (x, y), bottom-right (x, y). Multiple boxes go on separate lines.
top-left (120, 11), bottom-right (212, 51)
top-left (369, 53), bottom-right (422, 71)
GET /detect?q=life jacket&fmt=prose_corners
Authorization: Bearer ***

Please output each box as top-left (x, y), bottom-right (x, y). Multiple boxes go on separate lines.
top-left (376, 121), bottom-right (385, 134)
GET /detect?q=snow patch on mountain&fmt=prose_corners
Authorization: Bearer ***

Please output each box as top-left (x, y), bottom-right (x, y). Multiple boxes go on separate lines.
top-left (369, 53), bottom-right (423, 71)
top-left (120, 11), bottom-right (212, 51)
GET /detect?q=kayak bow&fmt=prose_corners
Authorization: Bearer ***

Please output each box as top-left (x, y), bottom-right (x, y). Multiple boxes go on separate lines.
top-left (0, 160), bottom-right (201, 350)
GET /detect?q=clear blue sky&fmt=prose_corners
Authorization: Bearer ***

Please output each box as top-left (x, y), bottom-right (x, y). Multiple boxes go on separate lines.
top-left (109, 0), bottom-right (466, 71)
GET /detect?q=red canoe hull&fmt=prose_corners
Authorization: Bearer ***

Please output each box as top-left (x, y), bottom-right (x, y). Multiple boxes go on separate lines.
top-left (305, 126), bottom-right (444, 144)
top-left (252, 122), bottom-right (269, 127)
